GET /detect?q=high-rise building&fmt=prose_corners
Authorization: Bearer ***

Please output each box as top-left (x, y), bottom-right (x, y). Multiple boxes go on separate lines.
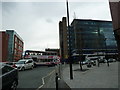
top-left (109, 1), bottom-right (120, 60)
top-left (6, 30), bottom-right (24, 62)
top-left (59, 17), bottom-right (118, 60)
top-left (0, 31), bottom-right (9, 62)
top-left (59, 17), bottom-right (68, 60)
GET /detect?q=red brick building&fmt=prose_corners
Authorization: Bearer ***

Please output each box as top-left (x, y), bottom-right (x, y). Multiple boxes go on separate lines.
top-left (14, 34), bottom-right (24, 61)
top-left (0, 31), bottom-right (9, 62)
top-left (0, 30), bottom-right (24, 62)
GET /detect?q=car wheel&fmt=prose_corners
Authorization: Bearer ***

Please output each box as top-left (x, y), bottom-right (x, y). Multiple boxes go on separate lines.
top-left (87, 64), bottom-right (92, 68)
top-left (11, 80), bottom-right (18, 90)
top-left (21, 67), bottom-right (25, 71)
top-left (31, 66), bottom-right (34, 69)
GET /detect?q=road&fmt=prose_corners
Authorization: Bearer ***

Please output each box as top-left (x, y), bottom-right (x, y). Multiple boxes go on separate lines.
top-left (17, 66), bottom-right (55, 89)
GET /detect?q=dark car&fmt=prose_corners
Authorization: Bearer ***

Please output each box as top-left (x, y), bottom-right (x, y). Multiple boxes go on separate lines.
top-left (99, 59), bottom-right (106, 63)
top-left (108, 58), bottom-right (116, 62)
top-left (4, 62), bottom-right (17, 68)
top-left (0, 63), bottom-right (19, 90)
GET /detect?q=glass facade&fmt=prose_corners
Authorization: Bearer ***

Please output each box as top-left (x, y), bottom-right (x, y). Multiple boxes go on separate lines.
top-left (6, 30), bottom-right (14, 61)
top-left (70, 19), bottom-right (117, 54)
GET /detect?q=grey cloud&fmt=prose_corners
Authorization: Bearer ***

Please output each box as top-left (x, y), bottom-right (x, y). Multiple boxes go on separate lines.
top-left (46, 18), bottom-right (53, 23)
top-left (2, 1), bottom-right (111, 50)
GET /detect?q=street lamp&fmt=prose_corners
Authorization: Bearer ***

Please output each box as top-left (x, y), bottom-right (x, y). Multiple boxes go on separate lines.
top-left (66, 0), bottom-right (73, 80)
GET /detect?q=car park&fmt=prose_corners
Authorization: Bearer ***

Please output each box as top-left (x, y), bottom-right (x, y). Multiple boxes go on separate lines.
top-left (0, 62), bottom-right (19, 90)
top-left (15, 59), bottom-right (34, 71)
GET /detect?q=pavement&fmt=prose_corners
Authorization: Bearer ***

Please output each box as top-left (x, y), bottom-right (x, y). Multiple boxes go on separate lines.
top-left (58, 79), bottom-right (71, 90)
top-left (60, 61), bottom-right (119, 89)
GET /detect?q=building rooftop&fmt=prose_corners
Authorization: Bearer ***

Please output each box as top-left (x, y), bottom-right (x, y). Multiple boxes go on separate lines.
top-left (73, 19), bottom-right (112, 22)
top-left (6, 30), bottom-right (23, 41)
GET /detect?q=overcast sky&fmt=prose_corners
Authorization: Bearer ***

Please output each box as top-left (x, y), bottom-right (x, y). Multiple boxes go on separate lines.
top-left (1, 0), bottom-right (112, 51)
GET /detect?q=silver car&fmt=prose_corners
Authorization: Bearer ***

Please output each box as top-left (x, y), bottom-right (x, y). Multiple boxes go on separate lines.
top-left (15, 59), bottom-right (34, 71)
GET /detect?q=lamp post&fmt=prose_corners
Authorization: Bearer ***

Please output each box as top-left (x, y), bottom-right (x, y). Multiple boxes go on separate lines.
top-left (66, 0), bottom-right (73, 79)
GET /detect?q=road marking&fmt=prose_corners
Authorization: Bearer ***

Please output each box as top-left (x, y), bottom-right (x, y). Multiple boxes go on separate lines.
top-left (36, 69), bottom-right (55, 90)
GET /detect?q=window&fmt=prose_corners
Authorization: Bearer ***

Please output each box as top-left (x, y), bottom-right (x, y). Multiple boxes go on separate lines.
top-left (27, 60), bottom-right (33, 63)
top-left (15, 37), bottom-right (17, 42)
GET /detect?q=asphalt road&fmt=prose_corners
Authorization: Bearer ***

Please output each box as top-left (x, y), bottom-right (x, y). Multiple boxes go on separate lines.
top-left (17, 66), bottom-right (55, 89)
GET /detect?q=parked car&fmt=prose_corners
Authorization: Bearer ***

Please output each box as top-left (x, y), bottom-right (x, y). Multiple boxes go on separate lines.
top-left (15, 59), bottom-right (34, 71)
top-left (99, 59), bottom-right (106, 63)
top-left (87, 63), bottom-right (92, 68)
top-left (90, 60), bottom-right (96, 66)
top-left (4, 62), bottom-right (17, 68)
top-left (104, 58), bottom-right (116, 63)
top-left (0, 62), bottom-right (19, 90)
top-left (108, 58), bottom-right (116, 62)
top-left (86, 60), bottom-right (92, 67)
top-left (81, 59), bottom-right (89, 65)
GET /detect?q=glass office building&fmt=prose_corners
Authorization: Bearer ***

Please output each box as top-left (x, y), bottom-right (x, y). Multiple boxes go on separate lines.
top-left (70, 19), bottom-right (117, 54)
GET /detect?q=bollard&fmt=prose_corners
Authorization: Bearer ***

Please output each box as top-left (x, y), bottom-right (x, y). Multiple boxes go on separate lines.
top-left (55, 73), bottom-right (58, 90)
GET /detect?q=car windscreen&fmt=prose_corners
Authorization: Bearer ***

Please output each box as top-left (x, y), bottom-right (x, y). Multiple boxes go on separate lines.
top-left (16, 61), bottom-right (25, 64)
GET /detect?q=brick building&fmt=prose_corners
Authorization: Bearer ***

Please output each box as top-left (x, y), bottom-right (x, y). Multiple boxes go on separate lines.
top-left (59, 17), bottom-right (69, 60)
top-left (0, 31), bottom-right (9, 62)
top-left (0, 30), bottom-right (24, 62)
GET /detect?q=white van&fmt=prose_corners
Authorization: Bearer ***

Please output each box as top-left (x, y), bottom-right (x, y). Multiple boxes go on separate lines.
top-left (15, 59), bottom-right (34, 71)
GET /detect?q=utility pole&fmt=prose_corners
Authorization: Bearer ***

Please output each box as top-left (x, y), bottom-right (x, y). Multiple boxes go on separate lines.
top-left (66, 0), bottom-right (73, 80)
